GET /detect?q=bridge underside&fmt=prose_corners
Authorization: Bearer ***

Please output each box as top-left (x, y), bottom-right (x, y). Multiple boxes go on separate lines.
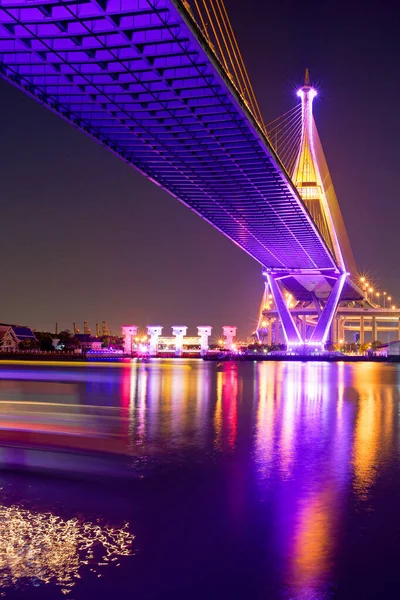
top-left (0, 0), bottom-right (339, 273)
top-left (278, 273), bottom-right (361, 302)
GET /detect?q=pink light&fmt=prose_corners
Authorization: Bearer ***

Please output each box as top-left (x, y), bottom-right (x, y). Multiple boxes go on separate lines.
top-left (298, 87), bottom-right (317, 99)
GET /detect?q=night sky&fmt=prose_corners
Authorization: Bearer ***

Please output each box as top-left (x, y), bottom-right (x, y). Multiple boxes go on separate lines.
top-left (1, 0), bottom-right (398, 338)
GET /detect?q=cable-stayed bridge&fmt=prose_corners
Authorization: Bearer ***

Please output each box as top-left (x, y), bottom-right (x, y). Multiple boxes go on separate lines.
top-left (0, 0), bottom-right (362, 347)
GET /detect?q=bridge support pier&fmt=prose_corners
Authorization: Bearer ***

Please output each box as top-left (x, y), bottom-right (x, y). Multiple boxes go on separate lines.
top-left (266, 271), bottom-right (347, 350)
top-left (360, 317), bottom-right (365, 345)
top-left (330, 317), bottom-right (338, 343)
top-left (338, 317), bottom-right (345, 342)
top-left (301, 315), bottom-right (307, 340)
top-left (266, 273), bottom-right (302, 348)
top-left (267, 320), bottom-right (273, 346)
top-left (372, 317), bottom-right (377, 342)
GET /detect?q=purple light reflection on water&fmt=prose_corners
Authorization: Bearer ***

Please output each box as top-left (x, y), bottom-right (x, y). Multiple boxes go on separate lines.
top-left (0, 360), bottom-right (399, 599)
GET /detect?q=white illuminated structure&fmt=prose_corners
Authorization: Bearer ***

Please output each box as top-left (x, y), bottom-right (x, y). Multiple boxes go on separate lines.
top-left (147, 325), bottom-right (163, 356)
top-left (172, 326), bottom-right (188, 357)
top-left (222, 326), bottom-right (237, 350)
top-left (121, 325), bottom-right (138, 355)
top-left (197, 326), bottom-right (212, 356)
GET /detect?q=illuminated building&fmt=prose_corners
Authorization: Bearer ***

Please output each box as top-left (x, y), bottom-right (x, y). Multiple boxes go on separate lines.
top-left (222, 326), bottom-right (237, 351)
top-left (147, 326), bottom-right (163, 356)
top-left (74, 334), bottom-right (102, 352)
top-left (197, 326), bottom-right (213, 356)
top-left (121, 325), bottom-right (138, 355)
top-left (0, 324), bottom-right (37, 352)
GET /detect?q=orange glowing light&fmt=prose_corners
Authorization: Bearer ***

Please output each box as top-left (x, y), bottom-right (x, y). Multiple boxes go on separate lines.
top-left (0, 505), bottom-right (133, 592)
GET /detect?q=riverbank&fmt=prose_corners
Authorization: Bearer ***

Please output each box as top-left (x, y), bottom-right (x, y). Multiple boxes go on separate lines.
top-left (0, 352), bottom-right (397, 363)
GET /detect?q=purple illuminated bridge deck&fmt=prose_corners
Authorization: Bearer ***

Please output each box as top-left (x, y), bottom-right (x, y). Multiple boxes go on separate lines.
top-left (0, 0), bottom-right (340, 273)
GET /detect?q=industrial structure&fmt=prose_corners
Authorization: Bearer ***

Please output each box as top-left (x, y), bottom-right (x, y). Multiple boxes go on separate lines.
top-left (0, 0), bottom-right (384, 351)
top-left (122, 325), bottom-right (215, 356)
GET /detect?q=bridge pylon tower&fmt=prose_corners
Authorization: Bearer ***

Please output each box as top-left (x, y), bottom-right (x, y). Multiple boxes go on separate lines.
top-left (260, 70), bottom-right (360, 350)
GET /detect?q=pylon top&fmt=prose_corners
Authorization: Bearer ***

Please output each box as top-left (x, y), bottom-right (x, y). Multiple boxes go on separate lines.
top-left (297, 68), bottom-right (316, 99)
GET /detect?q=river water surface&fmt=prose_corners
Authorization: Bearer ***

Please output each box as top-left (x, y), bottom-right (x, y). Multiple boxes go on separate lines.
top-left (0, 359), bottom-right (399, 599)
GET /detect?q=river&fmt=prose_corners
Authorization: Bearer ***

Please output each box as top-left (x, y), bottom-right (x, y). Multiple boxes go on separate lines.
top-left (0, 359), bottom-right (399, 599)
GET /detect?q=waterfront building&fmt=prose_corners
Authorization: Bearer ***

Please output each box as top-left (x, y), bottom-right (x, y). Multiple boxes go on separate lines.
top-left (0, 324), bottom-right (37, 351)
top-left (74, 334), bottom-right (102, 352)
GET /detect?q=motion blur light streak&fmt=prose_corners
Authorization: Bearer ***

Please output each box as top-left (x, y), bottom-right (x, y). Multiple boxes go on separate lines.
top-left (1, 362), bottom-right (400, 596)
top-left (0, 505), bottom-right (133, 593)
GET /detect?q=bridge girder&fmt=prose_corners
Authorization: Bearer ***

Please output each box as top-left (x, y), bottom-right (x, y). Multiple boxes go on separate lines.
top-left (0, 0), bottom-right (340, 272)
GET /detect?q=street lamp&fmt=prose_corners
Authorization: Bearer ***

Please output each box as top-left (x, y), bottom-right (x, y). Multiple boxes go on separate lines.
top-left (383, 291), bottom-right (387, 308)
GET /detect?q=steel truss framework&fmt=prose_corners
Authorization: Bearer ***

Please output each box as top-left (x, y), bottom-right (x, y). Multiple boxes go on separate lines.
top-left (0, 0), bottom-right (353, 345)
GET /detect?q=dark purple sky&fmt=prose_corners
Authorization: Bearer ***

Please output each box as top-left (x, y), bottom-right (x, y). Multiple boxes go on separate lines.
top-left (0, 0), bottom-right (398, 338)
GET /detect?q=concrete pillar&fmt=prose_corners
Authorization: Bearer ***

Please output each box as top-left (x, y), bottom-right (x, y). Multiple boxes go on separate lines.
top-left (338, 317), bottom-right (345, 342)
top-left (301, 315), bottom-right (307, 341)
top-left (223, 326), bottom-right (237, 351)
top-left (267, 319), bottom-right (272, 346)
top-left (122, 325), bottom-right (138, 355)
top-left (272, 318), bottom-right (277, 343)
top-left (330, 316), bottom-right (337, 343)
top-left (197, 326), bottom-right (212, 356)
top-left (372, 316), bottom-right (377, 342)
top-left (147, 325), bottom-right (163, 356)
top-left (172, 326), bottom-right (187, 357)
top-left (360, 316), bottom-right (365, 344)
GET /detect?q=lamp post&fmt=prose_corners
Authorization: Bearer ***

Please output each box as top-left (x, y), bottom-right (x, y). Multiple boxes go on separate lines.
top-left (383, 291), bottom-right (387, 309)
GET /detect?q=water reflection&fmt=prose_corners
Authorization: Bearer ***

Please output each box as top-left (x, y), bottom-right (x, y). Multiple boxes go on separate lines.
top-left (352, 364), bottom-right (396, 501)
top-left (252, 361), bottom-right (399, 597)
top-left (0, 503), bottom-right (133, 594)
top-left (214, 363), bottom-right (238, 452)
top-left (0, 360), bottom-right (399, 598)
